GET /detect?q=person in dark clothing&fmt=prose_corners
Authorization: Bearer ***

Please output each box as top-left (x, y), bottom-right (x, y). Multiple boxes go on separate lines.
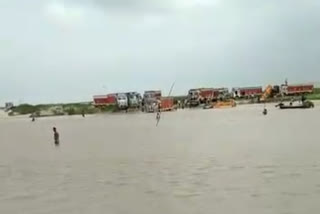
top-left (263, 108), bottom-right (268, 115)
top-left (53, 127), bottom-right (60, 146)
top-left (157, 101), bottom-right (161, 112)
top-left (31, 112), bottom-right (36, 122)
top-left (156, 101), bottom-right (161, 126)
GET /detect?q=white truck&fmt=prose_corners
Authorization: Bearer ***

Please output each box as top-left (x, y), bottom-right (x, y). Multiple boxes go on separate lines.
top-left (127, 92), bottom-right (141, 109)
top-left (116, 93), bottom-right (129, 110)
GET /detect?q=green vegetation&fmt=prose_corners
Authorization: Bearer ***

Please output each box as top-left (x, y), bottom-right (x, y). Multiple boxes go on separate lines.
top-left (307, 93), bottom-right (320, 100)
top-left (9, 102), bottom-right (116, 117)
top-left (98, 105), bottom-right (117, 113)
top-left (313, 87), bottom-right (320, 94)
top-left (11, 104), bottom-right (40, 115)
top-left (306, 88), bottom-right (320, 100)
top-left (62, 103), bottom-right (98, 115)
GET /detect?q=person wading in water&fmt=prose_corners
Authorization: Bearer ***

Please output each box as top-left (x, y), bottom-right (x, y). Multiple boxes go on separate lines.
top-left (262, 103), bottom-right (268, 115)
top-left (263, 107), bottom-right (268, 115)
top-left (156, 101), bottom-right (161, 126)
top-left (53, 127), bottom-right (60, 146)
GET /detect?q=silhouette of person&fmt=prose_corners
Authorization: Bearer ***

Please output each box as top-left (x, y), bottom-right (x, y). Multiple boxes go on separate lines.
top-left (53, 127), bottom-right (60, 146)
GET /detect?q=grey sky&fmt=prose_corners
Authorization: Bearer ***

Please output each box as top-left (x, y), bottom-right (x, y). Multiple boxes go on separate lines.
top-left (0, 0), bottom-right (319, 104)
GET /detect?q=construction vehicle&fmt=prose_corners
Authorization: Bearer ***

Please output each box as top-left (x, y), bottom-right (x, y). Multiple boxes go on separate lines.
top-left (213, 99), bottom-right (236, 108)
top-left (260, 85), bottom-right (283, 102)
top-left (260, 82), bottom-right (313, 102)
top-left (277, 101), bottom-right (314, 109)
top-left (276, 95), bottom-right (314, 109)
top-left (203, 99), bottom-right (236, 109)
top-left (260, 85), bottom-right (273, 102)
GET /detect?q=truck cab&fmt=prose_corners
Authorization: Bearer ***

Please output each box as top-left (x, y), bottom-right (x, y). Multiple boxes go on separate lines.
top-left (143, 91), bottom-right (161, 113)
top-left (188, 89), bottom-right (200, 106)
top-left (127, 92), bottom-right (141, 108)
top-left (116, 93), bottom-right (129, 109)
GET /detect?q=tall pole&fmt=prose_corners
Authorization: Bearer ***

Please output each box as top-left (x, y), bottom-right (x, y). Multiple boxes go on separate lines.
top-left (156, 81), bottom-right (176, 126)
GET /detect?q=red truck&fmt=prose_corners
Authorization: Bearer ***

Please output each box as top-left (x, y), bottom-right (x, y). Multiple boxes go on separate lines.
top-left (200, 89), bottom-right (219, 99)
top-left (188, 88), bottom-right (219, 106)
top-left (160, 97), bottom-right (175, 111)
top-left (232, 87), bottom-right (263, 98)
top-left (93, 94), bottom-right (117, 106)
top-left (281, 84), bottom-right (314, 95)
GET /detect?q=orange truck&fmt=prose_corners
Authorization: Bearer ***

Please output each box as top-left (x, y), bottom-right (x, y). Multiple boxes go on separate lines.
top-left (188, 88), bottom-right (219, 107)
top-left (160, 97), bottom-right (175, 111)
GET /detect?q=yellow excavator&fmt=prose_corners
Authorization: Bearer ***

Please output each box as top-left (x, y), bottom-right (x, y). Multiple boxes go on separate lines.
top-left (260, 85), bottom-right (273, 102)
top-left (213, 99), bottom-right (236, 108)
top-left (203, 98), bottom-right (236, 109)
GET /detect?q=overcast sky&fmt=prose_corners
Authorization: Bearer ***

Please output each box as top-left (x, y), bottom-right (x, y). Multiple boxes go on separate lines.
top-left (0, 0), bottom-right (319, 104)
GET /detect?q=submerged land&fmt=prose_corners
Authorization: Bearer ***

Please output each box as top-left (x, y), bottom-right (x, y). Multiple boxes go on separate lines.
top-left (0, 102), bottom-right (320, 213)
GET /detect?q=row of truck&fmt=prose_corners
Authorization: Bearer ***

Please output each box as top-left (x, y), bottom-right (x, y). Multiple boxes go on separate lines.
top-left (93, 92), bottom-right (142, 110)
top-left (93, 83), bottom-right (314, 111)
top-left (93, 91), bottom-right (175, 113)
top-left (188, 83), bottom-right (314, 106)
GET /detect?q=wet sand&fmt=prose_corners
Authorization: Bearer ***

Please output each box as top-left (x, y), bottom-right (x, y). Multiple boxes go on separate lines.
top-left (1, 103), bottom-right (320, 214)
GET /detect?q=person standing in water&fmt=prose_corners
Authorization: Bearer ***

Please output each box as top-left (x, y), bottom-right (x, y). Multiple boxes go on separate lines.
top-left (53, 127), bottom-right (60, 146)
top-left (263, 108), bottom-right (268, 115)
top-left (31, 112), bottom-right (36, 122)
top-left (262, 103), bottom-right (268, 115)
top-left (156, 101), bottom-right (161, 126)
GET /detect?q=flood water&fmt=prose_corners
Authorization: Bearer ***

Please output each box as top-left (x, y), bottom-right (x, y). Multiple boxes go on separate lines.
top-left (1, 103), bottom-right (320, 214)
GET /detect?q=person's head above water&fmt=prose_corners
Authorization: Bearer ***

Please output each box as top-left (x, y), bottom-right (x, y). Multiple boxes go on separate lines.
top-left (53, 127), bottom-right (57, 132)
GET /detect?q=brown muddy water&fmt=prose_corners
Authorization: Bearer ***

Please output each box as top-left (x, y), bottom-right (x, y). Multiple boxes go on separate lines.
top-left (0, 103), bottom-right (320, 214)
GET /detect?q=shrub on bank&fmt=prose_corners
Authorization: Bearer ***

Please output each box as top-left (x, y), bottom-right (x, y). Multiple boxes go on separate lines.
top-left (65, 107), bottom-right (76, 115)
top-left (11, 104), bottom-right (39, 115)
top-left (307, 93), bottom-right (320, 100)
top-left (99, 105), bottom-right (117, 113)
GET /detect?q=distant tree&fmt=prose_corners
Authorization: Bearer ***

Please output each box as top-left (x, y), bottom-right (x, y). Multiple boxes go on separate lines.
top-left (66, 107), bottom-right (75, 115)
